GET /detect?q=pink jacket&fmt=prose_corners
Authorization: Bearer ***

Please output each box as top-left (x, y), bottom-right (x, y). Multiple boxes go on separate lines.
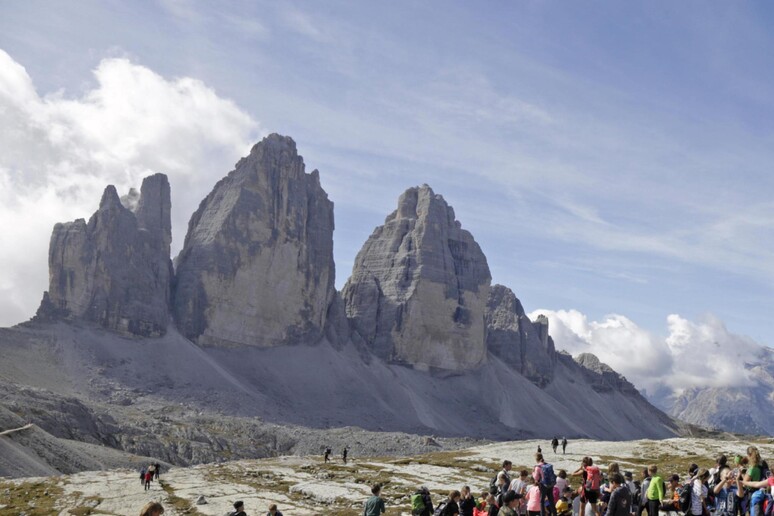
top-left (527, 485), bottom-right (542, 512)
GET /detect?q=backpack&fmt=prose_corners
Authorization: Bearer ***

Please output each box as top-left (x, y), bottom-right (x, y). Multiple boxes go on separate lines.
top-left (412, 493), bottom-right (426, 514)
top-left (541, 463), bottom-right (557, 486)
top-left (434, 502), bottom-right (447, 516)
top-left (585, 466), bottom-right (601, 491)
top-left (678, 483), bottom-right (692, 513)
top-left (763, 494), bottom-right (774, 516)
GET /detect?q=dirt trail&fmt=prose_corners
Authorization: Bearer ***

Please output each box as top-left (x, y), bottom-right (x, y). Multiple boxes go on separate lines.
top-left (0, 424), bottom-right (33, 437)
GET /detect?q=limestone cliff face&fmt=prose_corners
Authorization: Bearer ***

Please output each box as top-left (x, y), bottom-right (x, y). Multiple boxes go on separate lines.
top-left (485, 285), bottom-right (556, 387)
top-left (172, 134), bottom-right (335, 348)
top-left (342, 185), bottom-right (491, 371)
top-left (37, 174), bottom-right (172, 336)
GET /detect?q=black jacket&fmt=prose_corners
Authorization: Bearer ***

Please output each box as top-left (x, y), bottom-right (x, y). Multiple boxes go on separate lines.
top-left (606, 486), bottom-right (632, 516)
top-left (459, 496), bottom-right (476, 516)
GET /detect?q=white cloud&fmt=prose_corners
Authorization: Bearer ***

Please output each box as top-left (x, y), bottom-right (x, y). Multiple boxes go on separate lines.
top-left (0, 49), bottom-right (260, 327)
top-left (530, 308), bottom-right (766, 403)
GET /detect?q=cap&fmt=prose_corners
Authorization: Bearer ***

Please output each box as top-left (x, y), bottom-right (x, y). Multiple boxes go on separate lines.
top-left (234, 501), bottom-right (244, 509)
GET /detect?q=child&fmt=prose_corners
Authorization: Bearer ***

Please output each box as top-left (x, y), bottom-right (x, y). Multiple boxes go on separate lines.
top-left (556, 487), bottom-right (573, 516)
top-left (526, 478), bottom-right (542, 516)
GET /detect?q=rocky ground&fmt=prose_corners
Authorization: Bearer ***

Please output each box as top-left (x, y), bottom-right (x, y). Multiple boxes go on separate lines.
top-left (3, 437), bottom-right (773, 516)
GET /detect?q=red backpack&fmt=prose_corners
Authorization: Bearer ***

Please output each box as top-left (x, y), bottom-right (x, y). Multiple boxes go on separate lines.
top-left (585, 466), bottom-right (601, 490)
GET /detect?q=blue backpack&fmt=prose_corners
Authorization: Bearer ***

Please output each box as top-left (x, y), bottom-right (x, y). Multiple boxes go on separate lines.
top-left (541, 463), bottom-right (556, 486)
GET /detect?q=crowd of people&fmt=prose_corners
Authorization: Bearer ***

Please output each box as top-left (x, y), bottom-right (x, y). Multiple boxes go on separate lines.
top-left (395, 443), bottom-right (774, 516)
top-left (135, 441), bottom-right (774, 516)
top-left (139, 463), bottom-right (162, 491)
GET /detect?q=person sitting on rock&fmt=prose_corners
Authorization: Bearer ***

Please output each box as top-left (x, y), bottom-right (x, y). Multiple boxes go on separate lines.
top-left (266, 503), bottom-right (283, 516)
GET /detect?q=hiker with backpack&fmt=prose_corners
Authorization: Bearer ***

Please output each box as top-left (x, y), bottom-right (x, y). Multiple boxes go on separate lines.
top-left (154, 463), bottom-right (161, 480)
top-left (412, 486), bottom-right (434, 516)
top-left (144, 468), bottom-right (153, 491)
top-left (364, 483), bottom-right (386, 516)
top-left (266, 503), bottom-right (283, 516)
top-left (324, 447), bottom-right (331, 463)
top-left (741, 473), bottom-right (774, 516)
top-left (343, 447), bottom-right (349, 464)
top-left (534, 453), bottom-right (558, 516)
top-left (605, 474), bottom-right (632, 516)
top-left (526, 477), bottom-right (542, 516)
top-left (687, 469), bottom-right (710, 516)
top-left (572, 457), bottom-right (602, 516)
top-left (552, 438), bottom-right (559, 454)
top-left (562, 438), bottom-right (568, 455)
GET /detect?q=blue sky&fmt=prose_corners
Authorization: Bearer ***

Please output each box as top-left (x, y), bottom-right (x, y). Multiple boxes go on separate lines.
top-left (1, 0), bottom-right (773, 356)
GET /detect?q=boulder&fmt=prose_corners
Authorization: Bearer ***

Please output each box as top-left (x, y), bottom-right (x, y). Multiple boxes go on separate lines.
top-left (342, 185), bottom-right (490, 371)
top-left (173, 134), bottom-right (336, 347)
top-left (36, 174), bottom-right (172, 336)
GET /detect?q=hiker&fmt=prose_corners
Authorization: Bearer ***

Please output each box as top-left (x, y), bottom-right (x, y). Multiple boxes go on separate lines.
top-left (659, 474), bottom-right (680, 512)
top-left (343, 447), bottom-right (349, 464)
top-left (230, 500), bottom-right (247, 516)
top-left (555, 470), bottom-right (569, 495)
top-left (501, 460), bottom-right (514, 486)
top-left (688, 469), bottom-right (710, 516)
top-left (556, 487), bottom-right (573, 516)
top-left (538, 445), bottom-right (543, 454)
top-left (715, 463), bottom-right (742, 516)
top-left (154, 462), bottom-right (161, 480)
top-left (572, 457), bottom-right (601, 516)
top-left (602, 464), bottom-right (620, 506)
top-left (144, 468), bottom-right (153, 491)
top-left (412, 486), bottom-right (434, 516)
top-left (364, 483), bottom-right (386, 516)
top-left (267, 503), bottom-right (283, 516)
top-left (438, 490), bottom-right (462, 516)
top-left (562, 438), bottom-right (568, 455)
top-left (499, 491), bottom-right (521, 516)
top-left (526, 477), bottom-right (542, 516)
top-left (605, 474), bottom-right (631, 516)
top-left (140, 467), bottom-right (146, 486)
top-left (741, 474), bottom-right (774, 516)
top-left (460, 486), bottom-right (477, 516)
top-left (324, 447), bottom-right (331, 463)
top-left (552, 437), bottom-right (559, 454)
top-left (486, 490), bottom-right (501, 516)
top-left (510, 470), bottom-right (530, 514)
top-left (534, 452), bottom-right (557, 516)
top-left (644, 465), bottom-right (664, 516)
top-left (496, 472), bottom-right (510, 500)
top-left (139, 502), bottom-right (165, 516)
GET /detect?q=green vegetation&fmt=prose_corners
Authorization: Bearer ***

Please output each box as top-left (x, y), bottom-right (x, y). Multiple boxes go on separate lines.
top-left (0, 479), bottom-right (64, 516)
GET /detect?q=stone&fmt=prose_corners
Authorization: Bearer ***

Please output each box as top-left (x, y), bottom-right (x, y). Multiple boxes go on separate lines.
top-left (485, 285), bottom-right (556, 387)
top-left (36, 174), bottom-right (172, 337)
top-left (342, 185), bottom-right (491, 371)
top-left (173, 134), bottom-right (336, 347)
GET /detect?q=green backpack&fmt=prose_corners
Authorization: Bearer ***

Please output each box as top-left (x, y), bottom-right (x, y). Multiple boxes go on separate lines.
top-left (411, 493), bottom-right (426, 513)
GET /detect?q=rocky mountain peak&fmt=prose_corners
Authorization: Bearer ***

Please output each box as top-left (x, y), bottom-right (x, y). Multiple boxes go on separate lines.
top-left (343, 185), bottom-right (491, 371)
top-left (36, 174), bottom-right (173, 337)
top-left (485, 284), bottom-right (556, 387)
top-left (172, 134), bottom-right (336, 348)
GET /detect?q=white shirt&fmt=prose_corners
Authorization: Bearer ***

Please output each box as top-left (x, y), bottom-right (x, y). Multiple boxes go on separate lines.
top-left (691, 479), bottom-right (707, 516)
top-left (556, 477), bottom-right (569, 494)
top-left (572, 494), bottom-right (581, 516)
top-left (510, 479), bottom-right (527, 495)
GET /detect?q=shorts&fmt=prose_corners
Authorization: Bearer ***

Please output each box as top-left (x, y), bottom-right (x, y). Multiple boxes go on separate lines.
top-left (582, 489), bottom-right (599, 504)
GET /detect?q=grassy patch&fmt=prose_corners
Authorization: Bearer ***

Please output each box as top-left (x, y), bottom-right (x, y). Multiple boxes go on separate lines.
top-left (0, 479), bottom-right (64, 516)
top-left (159, 479), bottom-right (204, 515)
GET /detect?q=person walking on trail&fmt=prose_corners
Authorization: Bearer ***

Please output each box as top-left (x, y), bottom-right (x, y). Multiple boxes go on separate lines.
top-left (139, 502), bottom-right (165, 516)
top-left (154, 462), bottom-right (161, 480)
top-left (561, 438), bottom-right (568, 455)
top-left (552, 437), bottom-right (559, 454)
top-left (324, 447), bottom-right (331, 463)
top-left (144, 468), bottom-right (153, 491)
top-left (534, 452), bottom-right (557, 516)
top-left (229, 501), bottom-right (247, 516)
top-left (140, 467), bottom-right (146, 486)
top-left (343, 447), bottom-right (349, 464)
top-left (605, 474), bottom-right (632, 516)
top-left (364, 483), bottom-right (386, 516)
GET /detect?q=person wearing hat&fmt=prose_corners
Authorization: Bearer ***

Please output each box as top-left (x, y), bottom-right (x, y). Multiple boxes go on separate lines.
top-left (499, 490), bottom-right (522, 516)
top-left (231, 501), bottom-right (247, 516)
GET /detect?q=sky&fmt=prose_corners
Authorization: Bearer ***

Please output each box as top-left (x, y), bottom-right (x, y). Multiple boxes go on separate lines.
top-left (1, 1), bottom-right (773, 399)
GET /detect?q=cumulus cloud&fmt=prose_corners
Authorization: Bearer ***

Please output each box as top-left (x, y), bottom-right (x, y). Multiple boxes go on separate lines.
top-left (530, 308), bottom-right (767, 405)
top-left (0, 49), bottom-right (260, 327)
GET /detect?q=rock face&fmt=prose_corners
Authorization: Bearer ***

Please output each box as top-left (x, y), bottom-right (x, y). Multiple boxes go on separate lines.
top-left (343, 185), bottom-right (491, 371)
top-left (573, 353), bottom-right (639, 395)
top-left (485, 285), bottom-right (556, 386)
top-left (173, 134), bottom-right (335, 348)
top-left (37, 174), bottom-right (172, 336)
